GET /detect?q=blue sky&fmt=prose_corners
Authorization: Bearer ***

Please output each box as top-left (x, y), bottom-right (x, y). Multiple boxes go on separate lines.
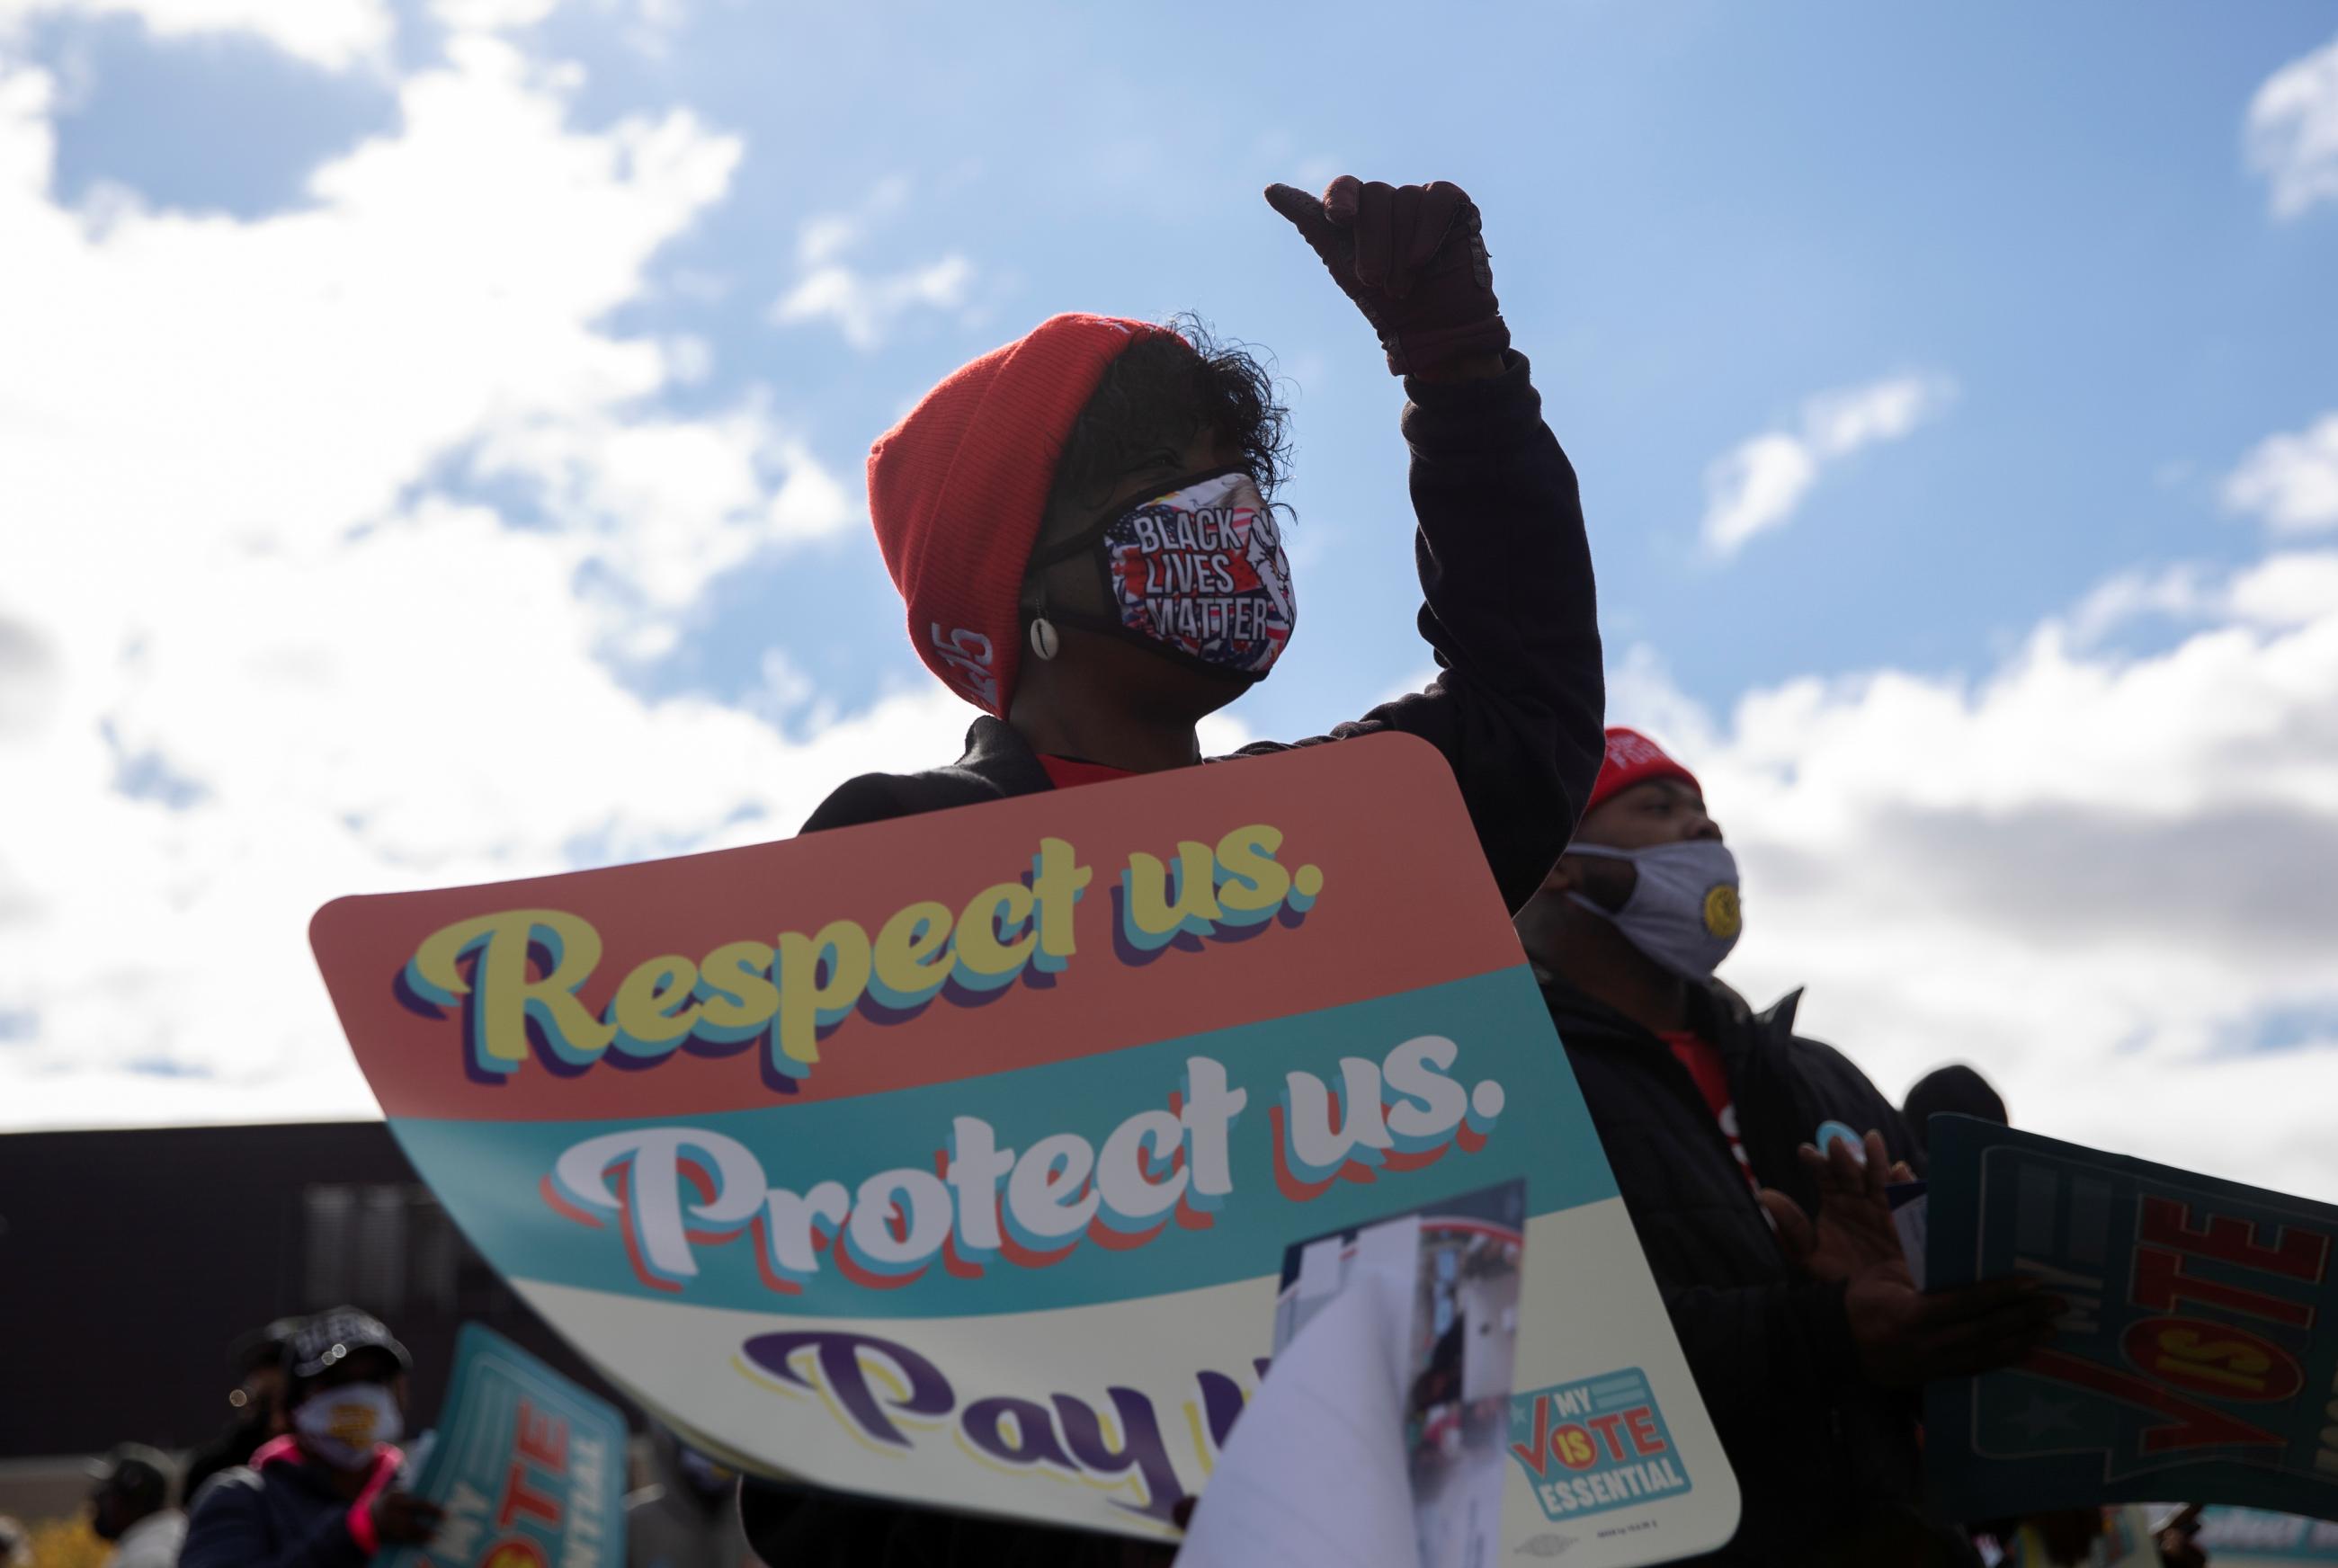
top-left (37, 2), bottom-right (2334, 725)
top-left (3, 0), bottom-right (2336, 1195)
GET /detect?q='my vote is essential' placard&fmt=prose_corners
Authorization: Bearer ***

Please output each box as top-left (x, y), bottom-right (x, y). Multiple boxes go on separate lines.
top-left (312, 735), bottom-right (1737, 1560)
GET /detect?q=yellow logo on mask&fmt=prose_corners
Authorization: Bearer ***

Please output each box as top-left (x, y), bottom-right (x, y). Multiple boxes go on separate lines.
top-left (323, 1400), bottom-right (380, 1449)
top-left (1701, 884), bottom-right (1741, 940)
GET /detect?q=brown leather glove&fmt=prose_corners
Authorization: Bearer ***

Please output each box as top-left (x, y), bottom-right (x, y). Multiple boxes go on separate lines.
top-left (1264, 176), bottom-right (1509, 377)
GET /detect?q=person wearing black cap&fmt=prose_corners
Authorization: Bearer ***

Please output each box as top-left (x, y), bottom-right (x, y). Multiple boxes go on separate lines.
top-left (183, 1314), bottom-right (306, 1506)
top-left (181, 1305), bottom-right (442, 1568)
top-left (1901, 1063), bottom-right (2009, 1156)
top-left (88, 1444), bottom-right (183, 1568)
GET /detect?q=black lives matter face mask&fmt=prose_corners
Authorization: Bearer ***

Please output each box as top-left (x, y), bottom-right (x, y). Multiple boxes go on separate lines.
top-left (1030, 467), bottom-right (1296, 682)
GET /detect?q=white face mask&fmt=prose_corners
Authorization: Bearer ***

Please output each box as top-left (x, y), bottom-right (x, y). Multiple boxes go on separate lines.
top-left (1565, 840), bottom-right (1743, 980)
top-left (293, 1383), bottom-right (402, 1471)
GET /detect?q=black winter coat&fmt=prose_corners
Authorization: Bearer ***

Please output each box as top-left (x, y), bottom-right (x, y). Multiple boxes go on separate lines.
top-left (179, 1447), bottom-right (389, 1568)
top-left (744, 355), bottom-right (1604, 1567)
top-left (1543, 976), bottom-right (1978, 1567)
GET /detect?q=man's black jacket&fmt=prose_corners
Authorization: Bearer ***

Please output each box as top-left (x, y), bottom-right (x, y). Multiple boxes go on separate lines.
top-left (1543, 975), bottom-right (1968, 1565)
top-left (744, 356), bottom-right (1603, 1566)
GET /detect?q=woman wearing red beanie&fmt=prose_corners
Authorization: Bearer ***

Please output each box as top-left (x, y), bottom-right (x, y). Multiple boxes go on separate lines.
top-left (800, 176), bottom-right (1605, 924)
top-left (751, 175), bottom-right (1605, 1566)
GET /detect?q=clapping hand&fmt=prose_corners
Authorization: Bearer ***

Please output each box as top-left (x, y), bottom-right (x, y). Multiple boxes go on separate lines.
top-left (1764, 1126), bottom-right (2061, 1389)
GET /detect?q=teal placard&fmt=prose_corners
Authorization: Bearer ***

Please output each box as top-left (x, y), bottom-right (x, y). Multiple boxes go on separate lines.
top-left (1925, 1117), bottom-right (2338, 1523)
top-left (384, 1323), bottom-right (629, 1568)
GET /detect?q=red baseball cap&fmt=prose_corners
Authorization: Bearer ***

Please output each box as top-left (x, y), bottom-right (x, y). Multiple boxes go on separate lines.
top-left (1585, 726), bottom-right (1702, 815)
top-left (867, 313), bottom-right (1178, 714)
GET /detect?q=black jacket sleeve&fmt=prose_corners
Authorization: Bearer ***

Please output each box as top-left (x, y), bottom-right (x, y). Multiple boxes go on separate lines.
top-left (180, 1474), bottom-right (370, 1568)
top-left (1798, 1035), bottom-right (1926, 1178)
top-left (1659, 1276), bottom-right (1862, 1440)
top-left (800, 771), bottom-right (954, 834)
top-left (1232, 352), bottom-right (1603, 913)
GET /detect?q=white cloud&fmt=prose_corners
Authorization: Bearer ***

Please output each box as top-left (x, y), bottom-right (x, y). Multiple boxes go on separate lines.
top-left (1196, 709), bottom-right (1256, 755)
top-left (468, 401), bottom-right (857, 619)
top-left (774, 255), bottom-right (974, 351)
top-left (2061, 549), bottom-right (2338, 647)
top-left (2059, 563), bottom-right (2217, 648)
top-left (0, 0), bottom-right (687, 77)
top-left (771, 179), bottom-right (974, 351)
top-left (1701, 434), bottom-right (1817, 557)
top-left (2247, 31), bottom-right (2338, 219)
top-left (1, 504), bottom-right (967, 1127)
top-left (1606, 547), bottom-right (2338, 1200)
top-left (2226, 412), bottom-right (2338, 533)
top-left (0, 36), bottom-right (745, 564)
top-left (433, 0), bottom-right (561, 31)
top-left (794, 175), bottom-right (906, 267)
top-left (0, 29), bottom-right (961, 1127)
top-left (1700, 374), bottom-right (1955, 557)
top-left (0, 0), bottom-right (393, 70)
top-left (430, 0), bottom-right (689, 55)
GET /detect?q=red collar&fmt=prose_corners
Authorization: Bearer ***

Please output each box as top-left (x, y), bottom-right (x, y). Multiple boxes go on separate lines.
top-left (252, 1433), bottom-right (404, 1483)
top-left (1039, 754), bottom-right (1135, 790)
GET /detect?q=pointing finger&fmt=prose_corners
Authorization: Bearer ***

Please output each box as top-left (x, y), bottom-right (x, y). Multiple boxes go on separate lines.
top-left (1263, 183), bottom-right (1320, 226)
top-left (1263, 183), bottom-right (1338, 247)
top-left (1263, 183), bottom-right (1351, 275)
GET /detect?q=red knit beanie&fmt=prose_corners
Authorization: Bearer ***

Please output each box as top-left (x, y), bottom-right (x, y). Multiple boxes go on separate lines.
top-left (1585, 726), bottom-right (1702, 815)
top-left (867, 313), bottom-right (1178, 714)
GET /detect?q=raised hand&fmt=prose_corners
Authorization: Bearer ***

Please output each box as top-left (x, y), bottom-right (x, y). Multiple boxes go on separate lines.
top-left (1761, 1127), bottom-right (1906, 1281)
top-left (1848, 1265), bottom-right (2064, 1389)
top-left (370, 1490), bottom-right (444, 1546)
top-left (1767, 1125), bottom-right (2061, 1386)
top-left (1263, 177), bottom-right (1510, 379)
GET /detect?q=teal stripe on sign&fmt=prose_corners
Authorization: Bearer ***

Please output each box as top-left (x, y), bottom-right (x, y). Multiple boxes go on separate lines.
top-left (390, 966), bottom-right (1612, 1320)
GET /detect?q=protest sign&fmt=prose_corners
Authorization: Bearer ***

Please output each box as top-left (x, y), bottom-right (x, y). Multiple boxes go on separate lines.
top-left (313, 733), bottom-right (1736, 1559)
top-left (384, 1323), bottom-right (627, 1568)
top-left (1925, 1116), bottom-right (2338, 1523)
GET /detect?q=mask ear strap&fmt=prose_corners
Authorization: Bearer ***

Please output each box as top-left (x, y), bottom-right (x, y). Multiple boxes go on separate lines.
top-left (1559, 843), bottom-right (1636, 920)
top-left (1027, 531), bottom-right (1090, 570)
top-left (1032, 465), bottom-right (1256, 570)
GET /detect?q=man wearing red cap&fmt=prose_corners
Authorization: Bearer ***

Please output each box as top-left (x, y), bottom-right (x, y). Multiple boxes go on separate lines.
top-left (1515, 728), bottom-right (2061, 1565)
top-left (753, 176), bottom-right (1602, 1564)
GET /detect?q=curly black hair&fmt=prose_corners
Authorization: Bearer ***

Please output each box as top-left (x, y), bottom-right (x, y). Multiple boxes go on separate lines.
top-left (1039, 314), bottom-right (1292, 534)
